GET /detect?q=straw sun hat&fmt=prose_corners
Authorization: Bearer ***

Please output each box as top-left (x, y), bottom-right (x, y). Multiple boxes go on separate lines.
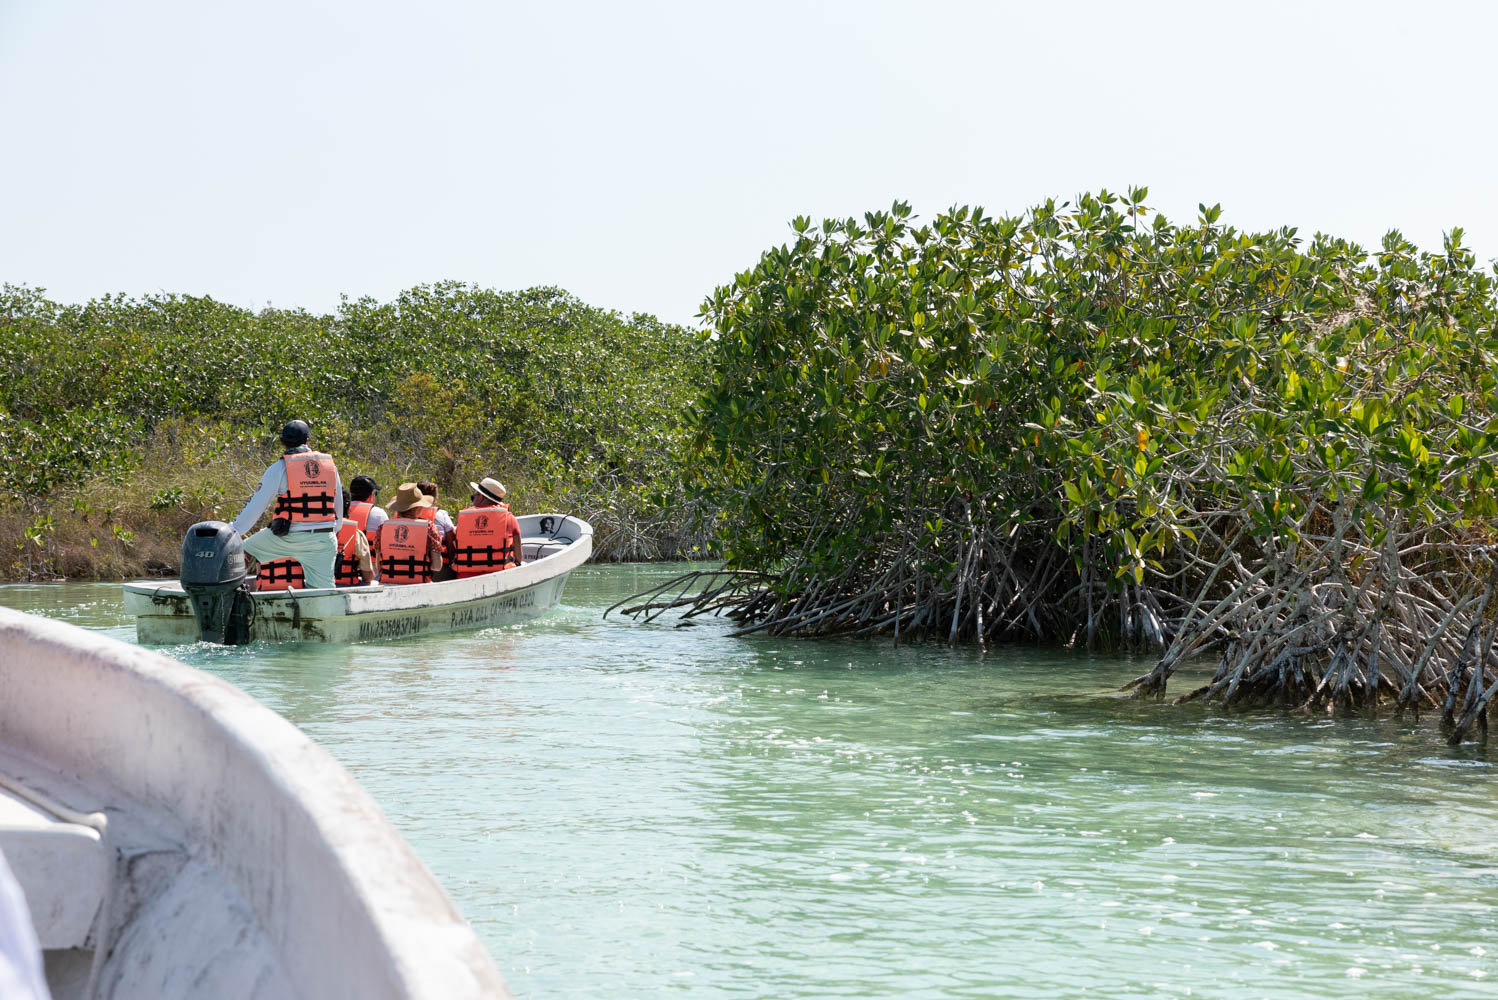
top-left (389, 482), bottom-right (436, 513)
top-left (470, 477), bottom-right (507, 505)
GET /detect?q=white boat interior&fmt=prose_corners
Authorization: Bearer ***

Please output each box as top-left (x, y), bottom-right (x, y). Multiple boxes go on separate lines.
top-left (0, 607), bottom-right (510, 999)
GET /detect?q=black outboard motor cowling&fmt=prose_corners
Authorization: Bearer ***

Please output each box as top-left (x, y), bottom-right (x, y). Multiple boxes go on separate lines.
top-left (181, 521), bottom-right (254, 644)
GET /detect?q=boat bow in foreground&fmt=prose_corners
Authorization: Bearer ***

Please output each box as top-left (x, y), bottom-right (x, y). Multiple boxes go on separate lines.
top-left (0, 607), bottom-right (509, 999)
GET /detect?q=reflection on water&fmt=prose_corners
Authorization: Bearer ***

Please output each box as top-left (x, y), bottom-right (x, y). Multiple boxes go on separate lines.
top-left (3, 569), bottom-right (1497, 999)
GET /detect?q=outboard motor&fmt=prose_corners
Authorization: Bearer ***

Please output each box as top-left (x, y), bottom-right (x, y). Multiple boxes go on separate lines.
top-left (180, 521), bottom-right (255, 645)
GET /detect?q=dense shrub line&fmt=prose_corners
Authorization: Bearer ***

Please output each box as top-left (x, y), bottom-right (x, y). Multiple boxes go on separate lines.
top-left (631, 191), bottom-right (1498, 739)
top-left (0, 281), bottom-right (714, 576)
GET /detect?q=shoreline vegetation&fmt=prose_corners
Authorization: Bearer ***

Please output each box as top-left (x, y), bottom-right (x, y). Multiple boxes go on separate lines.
top-left (14, 189), bottom-right (1498, 741)
top-left (619, 191), bottom-right (1498, 742)
top-left (0, 282), bottom-right (715, 582)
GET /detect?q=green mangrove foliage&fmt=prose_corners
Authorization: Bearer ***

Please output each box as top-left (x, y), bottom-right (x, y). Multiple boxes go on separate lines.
top-left (0, 282), bottom-right (710, 567)
top-left (625, 192), bottom-right (1498, 740)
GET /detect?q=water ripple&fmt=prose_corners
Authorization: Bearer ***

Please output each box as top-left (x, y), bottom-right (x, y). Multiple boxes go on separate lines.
top-left (4, 570), bottom-right (1497, 999)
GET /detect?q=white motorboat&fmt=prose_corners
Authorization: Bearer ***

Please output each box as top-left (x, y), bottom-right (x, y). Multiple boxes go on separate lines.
top-left (0, 607), bottom-right (509, 999)
top-left (122, 513), bottom-right (591, 645)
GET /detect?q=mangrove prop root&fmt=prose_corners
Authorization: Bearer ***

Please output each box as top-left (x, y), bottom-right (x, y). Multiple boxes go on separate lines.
top-left (611, 515), bottom-right (1498, 742)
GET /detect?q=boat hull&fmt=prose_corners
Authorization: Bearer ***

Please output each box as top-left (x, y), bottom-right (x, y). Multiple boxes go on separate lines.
top-left (123, 514), bottom-right (591, 645)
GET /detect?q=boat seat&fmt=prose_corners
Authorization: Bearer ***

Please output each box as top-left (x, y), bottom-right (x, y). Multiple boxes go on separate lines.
top-left (522, 536), bottom-right (570, 561)
top-left (0, 780), bottom-right (109, 949)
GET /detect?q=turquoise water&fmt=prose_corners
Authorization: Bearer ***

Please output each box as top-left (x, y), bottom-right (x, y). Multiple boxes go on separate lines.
top-left (3, 566), bottom-right (1497, 998)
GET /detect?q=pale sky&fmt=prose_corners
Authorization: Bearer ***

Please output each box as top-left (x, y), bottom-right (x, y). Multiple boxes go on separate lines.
top-left (2, 0), bottom-right (1494, 326)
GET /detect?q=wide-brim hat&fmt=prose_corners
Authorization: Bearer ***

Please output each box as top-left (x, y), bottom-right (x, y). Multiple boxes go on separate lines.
top-left (470, 477), bottom-right (507, 505)
top-left (390, 481), bottom-right (436, 513)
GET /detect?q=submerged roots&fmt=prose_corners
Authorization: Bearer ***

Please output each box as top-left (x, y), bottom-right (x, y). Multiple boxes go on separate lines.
top-left (609, 512), bottom-right (1498, 744)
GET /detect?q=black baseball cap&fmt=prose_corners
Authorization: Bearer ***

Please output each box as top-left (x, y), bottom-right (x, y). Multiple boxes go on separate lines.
top-left (350, 475), bottom-right (380, 500)
top-left (280, 420), bottom-right (311, 447)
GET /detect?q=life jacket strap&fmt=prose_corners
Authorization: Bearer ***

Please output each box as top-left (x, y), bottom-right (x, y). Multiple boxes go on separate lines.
top-left (334, 552), bottom-right (362, 587)
top-left (256, 558), bottom-right (305, 590)
top-left (275, 491), bottom-right (337, 518)
top-left (379, 554), bottom-right (432, 580)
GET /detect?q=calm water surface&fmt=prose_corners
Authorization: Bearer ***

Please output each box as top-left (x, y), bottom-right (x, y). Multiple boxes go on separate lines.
top-left (3, 566), bottom-right (1497, 998)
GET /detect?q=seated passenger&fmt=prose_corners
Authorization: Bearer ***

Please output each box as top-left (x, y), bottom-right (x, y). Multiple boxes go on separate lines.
top-left (333, 488), bottom-right (376, 586)
top-left (349, 475), bottom-right (388, 538)
top-left (370, 482), bottom-right (445, 585)
top-left (448, 476), bottom-right (524, 578)
top-left (415, 479), bottom-right (455, 538)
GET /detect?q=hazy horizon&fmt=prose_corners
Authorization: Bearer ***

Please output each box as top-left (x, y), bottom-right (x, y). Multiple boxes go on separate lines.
top-left (3, 0), bottom-right (1494, 326)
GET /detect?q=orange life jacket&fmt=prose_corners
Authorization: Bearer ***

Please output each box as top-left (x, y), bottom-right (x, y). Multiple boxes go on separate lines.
top-left (255, 558), bottom-right (305, 591)
top-left (346, 500), bottom-right (375, 535)
top-left (334, 521), bottom-right (365, 587)
top-left (377, 518), bottom-right (432, 585)
top-left (452, 506), bottom-right (519, 576)
top-left (413, 507), bottom-right (437, 523)
top-left (274, 451), bottom-right (339, 524)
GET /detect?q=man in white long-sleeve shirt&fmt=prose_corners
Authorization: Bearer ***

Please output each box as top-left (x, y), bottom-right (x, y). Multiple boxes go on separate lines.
top-left (232, 420), bottom-right (344, 590)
